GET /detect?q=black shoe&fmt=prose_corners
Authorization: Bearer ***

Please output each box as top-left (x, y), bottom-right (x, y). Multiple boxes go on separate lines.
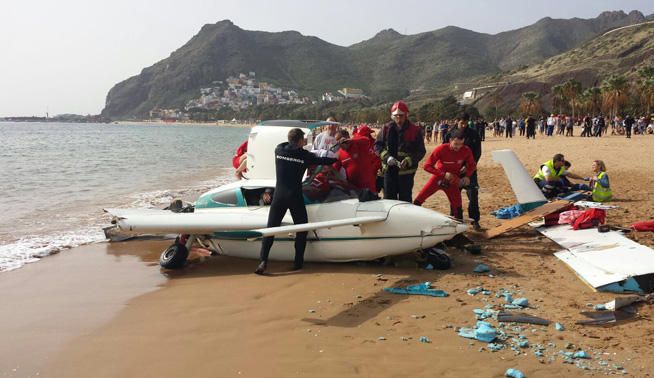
top-left (472, 221), bottom-right (482, 231)
top-left (254, 261), bottom-right (267, 275)
top-left (291, 263), bottom-right (303, 271)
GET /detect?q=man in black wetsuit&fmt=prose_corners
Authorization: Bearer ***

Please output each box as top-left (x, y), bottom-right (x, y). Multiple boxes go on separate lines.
top-left (255, 128), bottom-right (337, 275)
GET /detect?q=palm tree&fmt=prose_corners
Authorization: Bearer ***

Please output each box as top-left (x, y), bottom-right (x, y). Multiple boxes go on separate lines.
top-left (519, 92), bottom-right (541, 115)
top-left (601, 75), bottom-right (628, 119)
top-left (587, 87), bottom-right (602, 115)
top-left (638, 64), bottom-right (654, 115)
top-left (551, 84), bottom-right (565, 114)
top-left (578, 90), bottom-right (591, 115)
top-left (640, 78), bottom-right (654, 116)
top-left (561, 79), bottom-right (582, 118)
top-left (638, 64), bottom-right (654, 81)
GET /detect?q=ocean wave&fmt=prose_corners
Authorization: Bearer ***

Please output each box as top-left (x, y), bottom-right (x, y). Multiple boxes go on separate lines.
top-left (0, 173), bottom-right (234, 273)
top-left (128, 174), bottom-right (233, 207)
top-left (0, 227), bottom-right (106, 272)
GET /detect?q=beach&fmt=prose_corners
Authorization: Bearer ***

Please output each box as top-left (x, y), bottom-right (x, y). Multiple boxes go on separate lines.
top-left (3, 133), bottom-right (654, 377)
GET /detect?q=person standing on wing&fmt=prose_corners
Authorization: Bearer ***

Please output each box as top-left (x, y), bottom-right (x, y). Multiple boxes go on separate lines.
top-left (255, 128), bottom-right (337, 275)
top-left (374, 101), bottom-right (426, 202)
top-left (413, 129), bottom-right (476, 220)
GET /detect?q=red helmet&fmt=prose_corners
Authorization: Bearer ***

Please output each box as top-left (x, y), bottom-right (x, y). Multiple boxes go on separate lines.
top-left (356, 124), bottom-right (373, 136)
top-left (391, 101), bottom-right (409, 115)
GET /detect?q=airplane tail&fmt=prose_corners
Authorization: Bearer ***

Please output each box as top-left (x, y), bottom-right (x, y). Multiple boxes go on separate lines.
top-left (491, 149), bottom-right (547, 206)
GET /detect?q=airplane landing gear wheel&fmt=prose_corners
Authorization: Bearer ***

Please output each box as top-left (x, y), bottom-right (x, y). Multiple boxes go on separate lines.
top-left (423, 247), bottom-right (451, 270)
top-left (160, 242), bottom-right (189, 269)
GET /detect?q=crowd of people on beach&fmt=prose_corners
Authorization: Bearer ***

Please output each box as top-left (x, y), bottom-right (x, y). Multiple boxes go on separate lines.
top-left (416, 114), bottom-right (654, 143)
top-left (231, 103), bottom-right (633, 273)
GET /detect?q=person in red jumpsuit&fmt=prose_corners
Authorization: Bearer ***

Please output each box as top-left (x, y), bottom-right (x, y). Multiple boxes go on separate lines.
top-left (335, 130), bottom-right (377, 192)
top-left (353, 125), bottom-right (382, 192)
top-left (413, 129), bottom-right (477, 220)
top-left (232, 140), bottom-right (248, 179)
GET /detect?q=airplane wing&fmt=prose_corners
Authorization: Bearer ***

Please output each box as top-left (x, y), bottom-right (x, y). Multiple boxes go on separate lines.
top-left (249, 215), bottom-right (388, 238)
top-left (104, 209), bottom-right (386, 236)
top-left (104, 208), bottom-right (270, 234)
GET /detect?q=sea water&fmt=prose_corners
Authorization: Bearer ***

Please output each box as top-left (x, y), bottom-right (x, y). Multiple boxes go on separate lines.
top-left (0, 122), bottom-right (250, 272)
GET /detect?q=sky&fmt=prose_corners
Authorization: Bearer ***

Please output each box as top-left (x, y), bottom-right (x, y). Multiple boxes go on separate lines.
top-left (1, 0), bottom-right (653, 117)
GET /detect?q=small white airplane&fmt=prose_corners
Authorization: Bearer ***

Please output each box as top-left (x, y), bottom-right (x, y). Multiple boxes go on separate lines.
top-left (105, 120), bottom-right (468, 270)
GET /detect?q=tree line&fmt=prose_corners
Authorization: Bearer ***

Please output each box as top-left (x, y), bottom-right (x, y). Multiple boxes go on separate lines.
top-left (517, 64), bottom-right (654, 119)
top-left (187, 96), bottom-right (481, 124)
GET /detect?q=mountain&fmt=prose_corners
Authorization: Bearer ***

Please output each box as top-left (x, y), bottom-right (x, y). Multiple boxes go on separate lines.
top-left (472, 20), bottom-right (654, 113)
top-left (102, 11), bottom-right (648, 119)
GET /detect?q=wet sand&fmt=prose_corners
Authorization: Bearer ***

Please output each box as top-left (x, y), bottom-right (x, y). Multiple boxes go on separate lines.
top-left (3, 133), bottom-right (654, 377)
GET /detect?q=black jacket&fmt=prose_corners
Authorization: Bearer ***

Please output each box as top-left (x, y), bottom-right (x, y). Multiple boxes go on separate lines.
top-left (273, 142), bottom-right (336, 197)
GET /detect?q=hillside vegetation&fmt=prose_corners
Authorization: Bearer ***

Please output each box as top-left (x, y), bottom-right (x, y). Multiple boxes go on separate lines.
top-left (102, 11), bottom-right (650, 119)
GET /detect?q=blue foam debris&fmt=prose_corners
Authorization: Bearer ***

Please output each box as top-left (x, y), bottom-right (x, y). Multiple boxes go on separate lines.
top-left (555, 322), bottom-right (565, 331)
top-left (458, 321), bottom-right (497, 343)
top-left (594, 304), bottom-right (606, 311)
top-left (505, 368), bottom-right (526, 378)
top-left (598, 277), bottom-right (644, 294)
top-left (384, 282), bottom-right (449, 297)
top-left (475, 321), bottom-right (497, 342)
top-left (458, 327), bottom-right (476, 339)
top-left (467, 287), bottom-right (483, 295)
top-left (573, 350), bottom-right (590, 359)
top-left (473, 263), bottom-right (491, 273)
top-left (493, 204), bottom-right (525, 219)
top-left (512, 298), bottom-right (529, 307)
top-left (503, 304), bottom-right (522, 310)
top-left (473, 308), bottom-right (497, 320)
top-left (425, 263), bottom-right (434, 270)
top-left (488, 342), bottom-right (504, 351)
top-left (496, 290), bottom-right (513, 303)
top-left (419, 336), bottom-right (431, 343)
top-left (519, 340), bottom-right (529, 348)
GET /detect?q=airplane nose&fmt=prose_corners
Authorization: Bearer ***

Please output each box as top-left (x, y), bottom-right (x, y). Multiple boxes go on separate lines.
top-left (455, 223), bottom-right (468, 234)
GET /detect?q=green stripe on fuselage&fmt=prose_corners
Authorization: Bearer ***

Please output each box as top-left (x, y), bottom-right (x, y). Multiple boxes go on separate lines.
top-left (212, 232), bottom-right (450, 241)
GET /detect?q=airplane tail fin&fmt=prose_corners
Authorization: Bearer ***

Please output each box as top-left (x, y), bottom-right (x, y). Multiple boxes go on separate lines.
top-left (491, 149), bottom-right (547, 206)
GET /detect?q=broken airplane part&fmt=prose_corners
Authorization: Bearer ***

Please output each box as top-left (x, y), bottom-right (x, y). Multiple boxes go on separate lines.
top-left (492, 149), bottom-right (654, 293)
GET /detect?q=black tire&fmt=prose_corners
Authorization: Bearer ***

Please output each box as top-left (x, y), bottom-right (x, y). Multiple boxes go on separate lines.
top-left (425, 248), bottom-right (452, 270)
top-left (160, 243), bottom-right (189, 269)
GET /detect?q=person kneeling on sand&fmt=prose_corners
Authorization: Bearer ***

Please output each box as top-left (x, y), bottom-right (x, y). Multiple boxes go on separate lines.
top-left (587, 160), bottom-right (612, 202)
top-left (533, 153), bottom-right (585, 198)
top-left (412, 129), bottom-right (476, 220)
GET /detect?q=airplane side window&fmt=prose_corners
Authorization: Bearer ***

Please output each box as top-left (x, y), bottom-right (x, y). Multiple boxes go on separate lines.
top-left (211, 190), bottom-right (238, 206)
top-left (242, 188), bottom-right (274, 206)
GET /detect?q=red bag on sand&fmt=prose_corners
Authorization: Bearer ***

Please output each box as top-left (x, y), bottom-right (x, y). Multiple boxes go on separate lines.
top-left (572, 208), bottom-right (606, 230)
top-left (631, 220), bottom-right (654, 232)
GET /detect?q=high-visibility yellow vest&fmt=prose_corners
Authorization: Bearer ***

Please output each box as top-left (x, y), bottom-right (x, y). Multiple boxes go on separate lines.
top-left (592, 171), bottom-right (613, 202)
top-left (533, 160), bottom-right (564, 181)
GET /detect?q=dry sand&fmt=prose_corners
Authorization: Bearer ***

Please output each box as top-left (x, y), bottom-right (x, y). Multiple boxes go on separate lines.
top-left (3, 133), bottom-right (654, 377)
